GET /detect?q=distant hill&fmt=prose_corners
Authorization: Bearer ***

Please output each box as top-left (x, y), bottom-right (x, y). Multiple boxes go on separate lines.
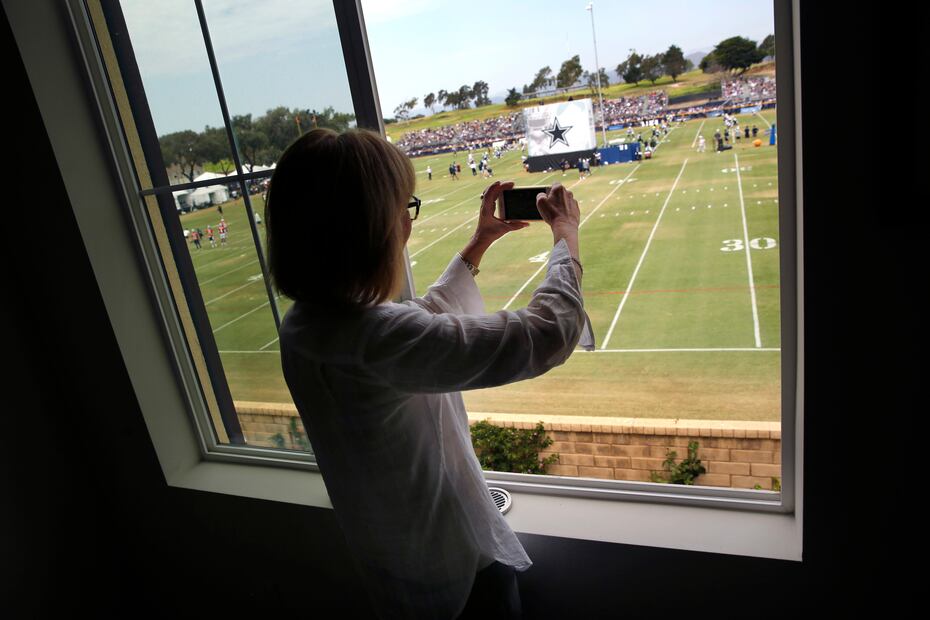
top-left (685, 49), bottom-right (710, 68)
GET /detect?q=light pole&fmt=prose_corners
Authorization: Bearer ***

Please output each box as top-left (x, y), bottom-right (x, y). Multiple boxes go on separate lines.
top-left (586, 2), bottom-right (608, 148)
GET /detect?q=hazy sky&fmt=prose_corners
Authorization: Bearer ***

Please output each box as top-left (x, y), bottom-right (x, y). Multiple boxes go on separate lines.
top-left (121, 0), bottom-right (774, 136)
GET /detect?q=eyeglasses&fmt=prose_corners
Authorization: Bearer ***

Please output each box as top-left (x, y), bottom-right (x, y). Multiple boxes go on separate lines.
top-left (407, 195), bottom-right (421, 220)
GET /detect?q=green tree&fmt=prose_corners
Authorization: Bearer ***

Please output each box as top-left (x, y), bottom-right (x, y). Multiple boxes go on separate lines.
top-left (661, 44), bottom-right (688, 81)
top-left (437, 89), bottom-right (448, 109)
top-left (159, 129), bottom-right (210, 183)
top-left (699, 51), bottom-right (723, 73)
top-left (505, 87), bottom-right (523, 107)
top-left (759, 34), bottom-right (775, 58)
top-left (556, 55), bottom-right (584, 89)
top-left (231, 114), bottom-right (269, 173)
top-left (424, 92), bottom-right (436, 113)
top-left (616, 50), bottom-right (643, 85)
top-left (472, 80), bottom-right (491, 106)
top-left (526, 65), bottom-right (553, 93)
top-left (641, 54), bottom-right (664, 84)
top-left (713, 36), bottom-right (766, 74)
top-left (582, 67), bottom-right (610, 93)
top-left (455, 84), bottom-right (473, 109)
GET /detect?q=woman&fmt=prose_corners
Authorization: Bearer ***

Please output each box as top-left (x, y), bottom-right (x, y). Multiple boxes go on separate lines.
top-left (266, 127), bottom-right (589, 619)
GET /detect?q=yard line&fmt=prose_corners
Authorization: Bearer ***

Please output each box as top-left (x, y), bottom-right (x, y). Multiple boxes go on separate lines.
top-left (204, 276), bottom-right (262, 306)
top-left (199, 258), bottom-right (259, 285)
top-left (212, 298), bottom-right (274, 333)
top-left (690, 119), bottom-right (706, 148)
top-left (601, 159), bottom-right (689, 349)
top-left (734, 153), bottom-right (762, 348)
top-left (501, 165), bottom-right (641, 310)
top-left (259, 336), bottom-right (279, 351)
top-left (754, 111), bottom-right (772, 128)
top-left (410, 214), bottom-right (478, 258)
top-left (414, 192), bottom-right (482, 227)
top-left (588, 347), bottom-right (781, 353)
top-left (218, 350), bottom-right (280, 354)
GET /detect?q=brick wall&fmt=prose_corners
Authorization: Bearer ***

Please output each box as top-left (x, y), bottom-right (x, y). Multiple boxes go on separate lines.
top-left (234, 402), bottom-right (781, 490)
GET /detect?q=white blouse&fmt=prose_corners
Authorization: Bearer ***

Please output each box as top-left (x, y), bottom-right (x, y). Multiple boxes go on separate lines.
top-left (279, 237), bottom-right (593, 619)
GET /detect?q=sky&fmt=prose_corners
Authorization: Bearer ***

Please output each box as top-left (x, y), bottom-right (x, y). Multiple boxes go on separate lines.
top-left (120, 0), bottom-right (775, 137)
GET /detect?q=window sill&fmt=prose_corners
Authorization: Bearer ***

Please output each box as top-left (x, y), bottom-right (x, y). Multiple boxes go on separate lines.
top-left (167, 458), bottom-right (801, 562)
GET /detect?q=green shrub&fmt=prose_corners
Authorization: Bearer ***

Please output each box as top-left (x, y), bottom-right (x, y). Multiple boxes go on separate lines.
top-left (649, 440), bottom-right (706, 485)
top-left (470, 419), bottom-right (559, 474)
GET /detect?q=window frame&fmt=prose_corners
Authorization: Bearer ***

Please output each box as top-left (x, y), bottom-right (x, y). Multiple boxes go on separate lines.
top-left (9, 0), bottom-right (802, 561)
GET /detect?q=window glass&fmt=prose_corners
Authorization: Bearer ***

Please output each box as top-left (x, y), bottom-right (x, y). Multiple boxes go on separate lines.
top-left (363, 0), bottom-right (783, 488)
top-left (120, 0), bottom-right (233, 188)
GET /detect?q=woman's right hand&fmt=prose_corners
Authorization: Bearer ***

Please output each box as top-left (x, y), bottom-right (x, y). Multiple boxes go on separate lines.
top-left (536, 183), bottom-right (580, 238)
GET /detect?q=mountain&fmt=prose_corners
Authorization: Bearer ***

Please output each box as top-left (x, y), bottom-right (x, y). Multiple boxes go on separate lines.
top-left (685, 49), bottom-right (711, 69)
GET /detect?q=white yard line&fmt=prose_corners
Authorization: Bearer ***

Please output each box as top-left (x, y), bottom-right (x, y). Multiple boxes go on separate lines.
top-left (754, 111), bottom-right (772, 128)
top-left (212, 299), bottom-right (272, 333)
top-left (734, 153), bottom-right (762, 348)
top-left (601, 159), bottom-right (689, 349)
top-left (204, 277), bottom-right (262, 306)
top-left (199, 258), bottom-right (259, 286)
top-left (690, 119), bottom-right (706, 148)
top-left (259, 337), bottom-right (279, 351)
top-left (588, 347), bottom-right (780, 353)
top-left (414, 192), bottom-right (483, 227)
top-left (501, 165), bottom-right (641, 310)
top-left (410, 214), bottom-right (479, 258)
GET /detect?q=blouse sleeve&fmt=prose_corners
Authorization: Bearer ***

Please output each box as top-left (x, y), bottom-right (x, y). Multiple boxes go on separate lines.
top-left (400, 252), bottom-right (485, 315)
top-left (358, 238), bottom-right (589, 394)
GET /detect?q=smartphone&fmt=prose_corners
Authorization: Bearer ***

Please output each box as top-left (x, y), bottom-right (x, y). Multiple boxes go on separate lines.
top-left (498, 186), bottom-right (551, 221)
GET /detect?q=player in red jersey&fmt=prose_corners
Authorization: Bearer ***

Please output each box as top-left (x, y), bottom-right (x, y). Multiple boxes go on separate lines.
top-left (218, 218), bottom-right (228, 246)
top-left (206, 225), bottom-right (216, 248)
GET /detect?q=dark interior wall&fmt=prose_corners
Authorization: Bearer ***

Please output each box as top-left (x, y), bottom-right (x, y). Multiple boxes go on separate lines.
top-left (0, 3), bottom-right (913, 617)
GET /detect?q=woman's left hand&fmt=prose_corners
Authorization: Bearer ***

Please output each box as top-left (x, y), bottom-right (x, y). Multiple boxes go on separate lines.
top-left (474, 180), bottom-right (530, 243)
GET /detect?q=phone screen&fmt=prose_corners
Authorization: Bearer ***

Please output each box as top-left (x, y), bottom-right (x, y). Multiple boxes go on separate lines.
top-left (500, 186), bottom-right (550, 220)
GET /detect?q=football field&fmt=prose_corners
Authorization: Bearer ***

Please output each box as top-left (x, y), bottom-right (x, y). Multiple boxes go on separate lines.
top-left (180, 110), bottom-right (782, 421)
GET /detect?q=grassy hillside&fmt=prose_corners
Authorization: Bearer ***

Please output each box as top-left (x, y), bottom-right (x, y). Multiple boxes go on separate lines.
top-left (384, 61), bottom-right (775, 143)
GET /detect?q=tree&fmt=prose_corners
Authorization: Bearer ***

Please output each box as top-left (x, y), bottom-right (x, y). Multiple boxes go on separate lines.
top-left (699, 51), bottom-right (723, 73)
top-left (159, 129), bottom-right (210, 183)
top-left (231, 114), bottom-right (269, 173)
top-left (454, 84), bottom-right (473, 109)
top-left (661, 44), bottom-right (688, 81)
top-left (393, 97), bottom-right (418, 121)
top-left (526, 65), bottom-right (553, 93)
top-left (616, 50), bottom-right (643, 85)
top-left (472, 80), bottom-right (491, 106)
top-left (641, 54), bottom-right (664, 84)
top-left (759, 34), bottom-right (775, 58)
top-left (437, 89), bottom-right (448, 109)
top-left (505, 87), bottom-right (523, 107)
top-left (424, 92), bottom-right (436, 113)
top-left (556, 55), bottom-right (583, 90)
top-left (712, 36), bottom-right (766, 74)
top-left (582, 67), bottom-right (609, 93)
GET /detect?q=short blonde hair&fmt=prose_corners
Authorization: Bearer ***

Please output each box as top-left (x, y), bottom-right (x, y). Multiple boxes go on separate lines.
top-left (265, 127), bottom-right (416, 313)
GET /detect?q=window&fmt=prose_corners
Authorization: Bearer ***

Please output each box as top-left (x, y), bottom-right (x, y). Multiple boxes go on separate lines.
top-left (18, 0), bottom-right (801, 559)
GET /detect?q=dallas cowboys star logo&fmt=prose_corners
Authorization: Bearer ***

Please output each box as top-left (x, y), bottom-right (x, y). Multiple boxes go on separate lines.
top-left (543, 117), bottom-right (573, 148)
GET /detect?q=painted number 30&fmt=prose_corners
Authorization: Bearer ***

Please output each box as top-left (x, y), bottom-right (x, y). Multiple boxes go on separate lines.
top-left (720, 237), bottom-right (777, 252)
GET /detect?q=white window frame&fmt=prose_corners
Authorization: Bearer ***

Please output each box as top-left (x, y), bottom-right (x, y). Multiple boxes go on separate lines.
top-left (5, 0), bottom-right (803, 562)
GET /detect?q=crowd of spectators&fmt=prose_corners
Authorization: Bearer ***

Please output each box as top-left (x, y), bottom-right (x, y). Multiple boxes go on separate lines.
top-left (395, 113), bottom-right (525, 156)
top-left (394, 82), bottom-right (776, 156)
top-left (596, 91), bottom-right (669, 127)
top-left (722, 76), bottom-right (776, 103)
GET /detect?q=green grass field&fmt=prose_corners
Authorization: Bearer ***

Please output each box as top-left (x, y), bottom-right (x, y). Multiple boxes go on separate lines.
top-left (180, 109), bottom-right (781, 421)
